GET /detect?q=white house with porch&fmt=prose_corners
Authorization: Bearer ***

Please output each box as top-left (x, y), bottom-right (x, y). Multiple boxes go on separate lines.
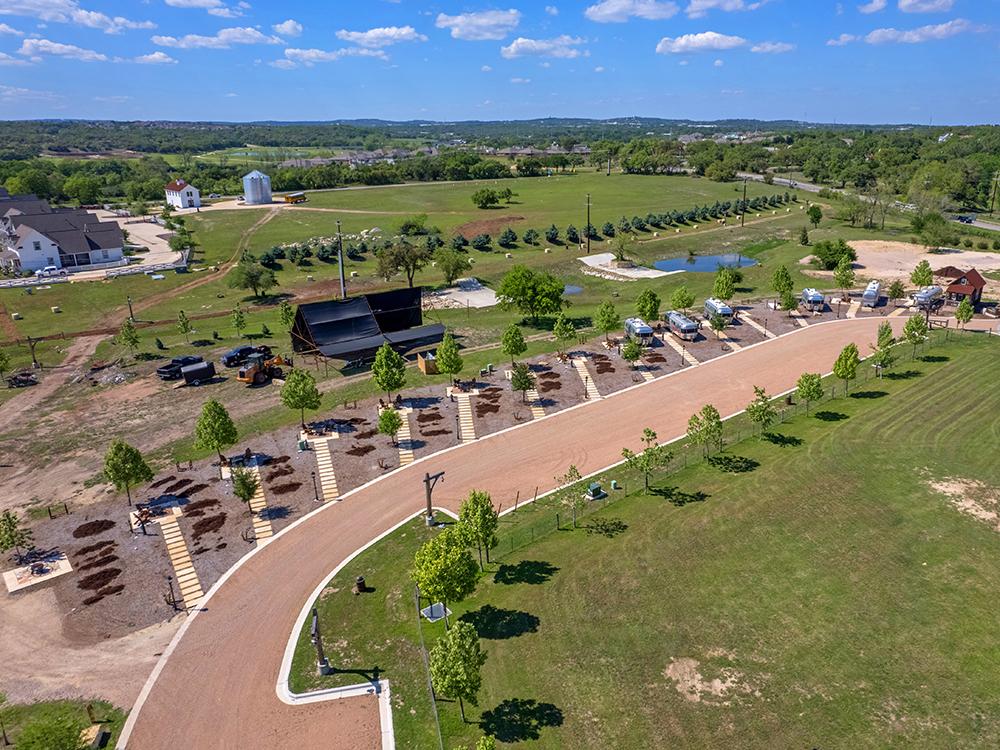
top-left (164, 179), bottom-right (201, 210)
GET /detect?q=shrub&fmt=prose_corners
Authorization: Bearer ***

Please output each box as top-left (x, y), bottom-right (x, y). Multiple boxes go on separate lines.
top-left (811, 238), bottom-right (857, 270)
top-left (471, 233), bottom-right (492, 251)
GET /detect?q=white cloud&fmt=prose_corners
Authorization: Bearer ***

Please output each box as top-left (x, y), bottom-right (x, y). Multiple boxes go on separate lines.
top-left (826, 33), bottom-right (857, 45)
top-left (0, 1), bottom-right (154, 34)
top-left (584, 0), bottom-right (679, 22)
top-left (713, 57), bottom-right (723, 65)
top-left (481, 64), bottom-right (492, 71)
top-left (594, 65), bottom-right (605, 72)
top-left (135, 51), bottom-right (177, 64)
top-left (224, 92), bottom-right (237, 97)
top-left (272, 19), bottom-right (302, 37)
top-left (501, 34), bottom-right (587, 58)
top-left (153, 27), bottom-right (282, 49)
top-left (545, 5), bottom-right (559, 15)
top-left (685, 0), bottom-right (764, 18)
top-left (0, 22), bottom-right (23, 34)
top-left (898, 0), bottom-right (954, 11)
top-left (94, 94), bottom-right (129, 103)
top-left (435, 9), bottom-right (521, 41)
top-left (0, 50), bottom-right (29, 64)
top-left (655, 30), bottom-right (746, 53)
top-left (857, 0), bottom-right (886, 11)
top-left (0, 83), bottom-right (56, 100)
top-left (750, 40), bottom-right (795, 53)
top-left (335, 26), bottom-right (427, 48)
top-left (163, 0), bottom-right (244, 18)
top-left (509, 76), bottom-right (530, 84)
top-left (277, 46), bottom-right (388, 67)
top-left (19, 37), bottom-right (107, 61)
top-left (865, 17), bottom-right (973, 43)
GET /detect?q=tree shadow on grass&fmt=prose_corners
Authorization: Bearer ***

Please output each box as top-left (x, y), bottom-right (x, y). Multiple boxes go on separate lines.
top-left (814, 410), bottom-right (848, 422)
top-left (651, 486), bottom-right (709, 507)
top-left (459, 605), bottom-right (539, 640)
top-left (885, 369), bottom-right (921, 381)
top-left (707, 454), bottom-right (759, 473)
top-left (493, 560), bottom-right (559, 585)
top-left (479, 698), bottom-right (564, 742)
top-left (849, 390), bottom-right (888, 400)
top-left (582, 517), bottom-right (627, 538)
top-left (920, 355), bottom-right (949, 363)
top-left (763, 432), bottom-right (803, 448)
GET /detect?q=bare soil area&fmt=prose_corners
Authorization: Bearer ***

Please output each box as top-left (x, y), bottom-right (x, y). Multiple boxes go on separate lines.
top-left (801, 240), bottom-right (1000, 285)
top-left (455, 215), bottom-right (526, 239)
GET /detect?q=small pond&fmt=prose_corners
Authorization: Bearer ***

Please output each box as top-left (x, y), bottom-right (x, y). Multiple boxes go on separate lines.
top-left (563, 285), bottom-right (584, 295)
top-left (653, 253), bottom-right (759, 273)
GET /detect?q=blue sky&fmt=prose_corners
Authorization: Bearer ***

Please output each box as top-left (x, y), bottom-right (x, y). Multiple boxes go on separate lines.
top-left (0, 0), bottom-right (996, 124)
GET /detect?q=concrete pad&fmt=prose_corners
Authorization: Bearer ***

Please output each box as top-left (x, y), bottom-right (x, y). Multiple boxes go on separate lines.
top-left (424, 278), bottom-right (498, 310)
top-left (4, 553), bottom-right (73, 593)
top-left (578, 252), bottom-right (671, 280)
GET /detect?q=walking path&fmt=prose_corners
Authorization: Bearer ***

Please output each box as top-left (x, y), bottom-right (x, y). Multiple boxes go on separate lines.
top-left (572, 357), bottom-right (602, 399)
top-left (636, 365), bottom-right (655, 382)
top-left (394, 408), bottom-right (415, 465)
top-left (789, 311), bottom-right (811, 328)
top-left (158, 515), bottom-right (204, 609)
top-left (661, 333), bottom-right (700, 366)
top-left (846, 300), bottom-right (861, 319)
top-left (715, 330), bottom-right (742, 351)
top-left (740, 313), bottom-right (777, 339)
top-left (311, 436), bottom-right (341, 502)
top-left (452, 389), bottom-right (478, 443)
top-left (888, 306), bottom-right (907, 318)
top-left (248, 466), bottom-right (274, 543)
top-left (525, 388), bottom-right (546, 419)
top-left (121, 318), bottom-right (984, 750)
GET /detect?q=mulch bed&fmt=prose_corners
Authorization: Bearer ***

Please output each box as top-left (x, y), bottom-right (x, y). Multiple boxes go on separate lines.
top-left (72, 520), bottom-right (116, 539)
top-left (192, 514), bottom-right (226, 541)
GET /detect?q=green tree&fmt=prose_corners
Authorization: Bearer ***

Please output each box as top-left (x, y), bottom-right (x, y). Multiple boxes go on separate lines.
top-left (876, 320), bottom-right (895, 350)
top-left (498, 228), bottom-right (517, 248)
top-left (458, 489), bottom-right (499, 569)
top-left (522, 228), bottom-right (540, 245)
top-left (687, 404), bottom-right (723, 456)
top-left (194, 399), bottom-right (238, 462)
top-left (371, 342), bottom-right (407, 400)
top-left (955, 296), bottom-right (974, 330)
top-left (795, 372), bottom-right (823, 415)
top-left (621, 337), bottom-right (642, 368)
top-left (712, 268), bottom-right (736, 300)
top-left (471, 188), bottom-right (501, 209)
top-left (870, 341), bottom-right (895, 377)
top-left (0, 509), bottom-right (33, 564)
top-left (429, 620), bottom-right (487, 722)
top-left (621, 427), bottom-right (672, 491)
top-left (771, 264), bottom-right (793, 296)
top-left (103, 439), bottom-right (154, 507)
top-left (280, 368), bottom-right (322, 428)
top-left (745, 385), bottom-right (777, 437)
top-left (231, 466), bottom-right (259, 510)
top-left (510, 362), bottom-right (535, 403)
top-left (903, 314), bottom-right (928, 359)
top-left (384, 237), bottom-right (432, 288)
top-left (496, 265), bottom-right (565, 322)
top-left (670, 285), bottom-right (695, 314)
top-left (780, 288), bottom-right (798, 313)
top-left (63, 173), bottom-right (102, 205)
top-left (552, 313), bottom-right (576, 354)
top-left (378, 407), bottom-right (403, 446)
top-left (115, 318), bottom-right (141, 357)
top-left (709, 313), bottom-right (727, 344)
top-left (799, 226), bottom-right (809, 246)
top-left (231, 304), bottom-right (247, 339)
top-left (887, 279), bottom-right (906, 306)
top-left (278, 299), bottom-right (295, 331)
top-left (834, 255), bottom-right (856, 296)
top-left (229, 260), bottom-right (277, 299)
top-left (433, 247), bottom-right (472, 285)
top-left (500, 323), bottom-right (527, 364)
top-left (807, 204), bottom-right (823, 228)
top-left (544, 224), bottom-right (559, 244)
top-left (13, 713), bottom-right (84, 750)
top-left (594, 300), bottom-right (619, 342)
top-left (412, 527), bottom-right (479, 627)
top-left (910, 259), bottom-right (933, 288)
top-left (177, 310), bottom-right (193, 342)
top-left (832, 342), bottom-right (860, 394)
top-left (635, 288), bottom-right (661, 322)
top-left (436, 332), bottom-right (464, 377)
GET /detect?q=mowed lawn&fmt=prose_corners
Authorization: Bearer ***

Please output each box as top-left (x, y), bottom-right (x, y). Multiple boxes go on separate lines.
top-left (292, 335), bottom-right (1000, 749)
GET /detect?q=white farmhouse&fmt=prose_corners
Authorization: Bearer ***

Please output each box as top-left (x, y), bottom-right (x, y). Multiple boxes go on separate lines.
top-left (164, 179), bottom-right (201, 209)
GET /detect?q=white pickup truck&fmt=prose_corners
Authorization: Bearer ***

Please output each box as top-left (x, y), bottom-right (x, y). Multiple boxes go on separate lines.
top-left (34, 266), bottom-right (68, 278)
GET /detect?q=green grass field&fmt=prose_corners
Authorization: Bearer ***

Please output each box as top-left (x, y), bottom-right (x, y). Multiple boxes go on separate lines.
top-left (0, 696), bottom-right (125, 747)
top-left (290, 334), bottom-right (1000, 749)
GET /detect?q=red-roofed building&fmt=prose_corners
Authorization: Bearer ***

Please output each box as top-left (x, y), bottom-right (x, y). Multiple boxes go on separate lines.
top-left (164, 179), bottom-right (200, 209)
top-left (944, 268), bottom-right (986, 306)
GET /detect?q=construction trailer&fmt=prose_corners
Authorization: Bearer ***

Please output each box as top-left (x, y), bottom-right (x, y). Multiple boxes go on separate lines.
top-left (624, 317), bottom-right (654, 345)
top-left (914, 285), bottom-right (944, 310)
top-left (180, 361), bottom-right (215, 386)
top-left (862, 280), bottom-right (882, 308)
top-left (665, 310), bottom-right (699, 341)
top-left (801, 288), bottom-right (825, 312)
top-left (703, 297), bottom-right (733, 322)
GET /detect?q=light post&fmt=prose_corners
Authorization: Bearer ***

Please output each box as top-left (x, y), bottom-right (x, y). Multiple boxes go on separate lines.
top-left (585, 193), bottom-right (591, 255)
top-left (423, 470), bottom-right (445, 526)
top-left (127, 295), bottom-right (135, 322)
top-left (311, 607), bottom-right (333, 675)
top-left (166, 575), bottom-right (179, 612)
top-left (311, 471), bottom-right (321, 503)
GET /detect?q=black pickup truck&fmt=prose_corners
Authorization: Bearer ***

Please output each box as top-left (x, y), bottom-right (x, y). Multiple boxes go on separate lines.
top-left (156, 355), bottom-right (204, 381)
top-left (220, 344), bottom-right (272, 368)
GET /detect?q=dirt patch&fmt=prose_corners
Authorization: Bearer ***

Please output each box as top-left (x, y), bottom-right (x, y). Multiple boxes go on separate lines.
top-left (347, 444), bottom-right (376, 457)
top-left (185, 483), bottom-right (209, 496)
top-left (77, 567), bottom-right (122, 591)
top-left (72, 519), bottom-right (116, 539)
top-left (356, 429), bottom-right (378, 440)
top-left (927, 477), bottom-right (1000, 532)
top-left (184, 498), bottom-right (221, 518)
top-left (163, 478), bottom-right (193, 495)
top-left (78, 554), bottom-right (119, 571)
top-left (664, 657), bottom-right (761, 706)
top-left (812, 240), bottom-right (1000, 284)
top-left (150, 475), bottom-right (176, 489)
top-left (270, 482), bottom-right (302, 496)
top-left (192, 513), bottom-right (227, 540)
top-left (266, 465), bottom-right (294, 481)
top-left (456, 214), bottom-right (525, 239)
top-left (75, 540), bottom-right (115, 557)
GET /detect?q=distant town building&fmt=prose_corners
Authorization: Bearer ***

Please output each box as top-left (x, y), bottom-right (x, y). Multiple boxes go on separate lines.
top-left (164, 179), bottom-right (200, 209)
top-left (242, 170), bottom-right (272, 205)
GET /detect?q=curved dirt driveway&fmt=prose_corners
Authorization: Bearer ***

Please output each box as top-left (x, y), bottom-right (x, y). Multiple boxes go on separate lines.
top-left (120, 317), bottom-right (988, 749)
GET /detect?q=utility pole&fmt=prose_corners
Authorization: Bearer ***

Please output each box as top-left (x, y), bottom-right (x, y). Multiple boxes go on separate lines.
top-left (336, 220), bottom-right (347, 300)
top-left (423, 470), bottom-right (445, 526)
top-left (311, 607), bottom-right (333, 675)
top-left (740, 178), bottom-right (748, 228)
top-left (989, 170), bottom-right (1000, 217)
top-left (607, 155), bottom-right (612, 176)
top-left (127, 295), bottom-right (135, 322)
top-left (585, 193), bottom-right (591, 254)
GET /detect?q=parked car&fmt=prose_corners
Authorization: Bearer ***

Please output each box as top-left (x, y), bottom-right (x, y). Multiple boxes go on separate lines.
top-left (156, 355), bottom-right (204, 381)
top-left (34, 266), bottom-right (67, 278)
top-left (208, 193), bottom-right (222, 199)
top-left (220, 344), bottom-right (272, 368)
